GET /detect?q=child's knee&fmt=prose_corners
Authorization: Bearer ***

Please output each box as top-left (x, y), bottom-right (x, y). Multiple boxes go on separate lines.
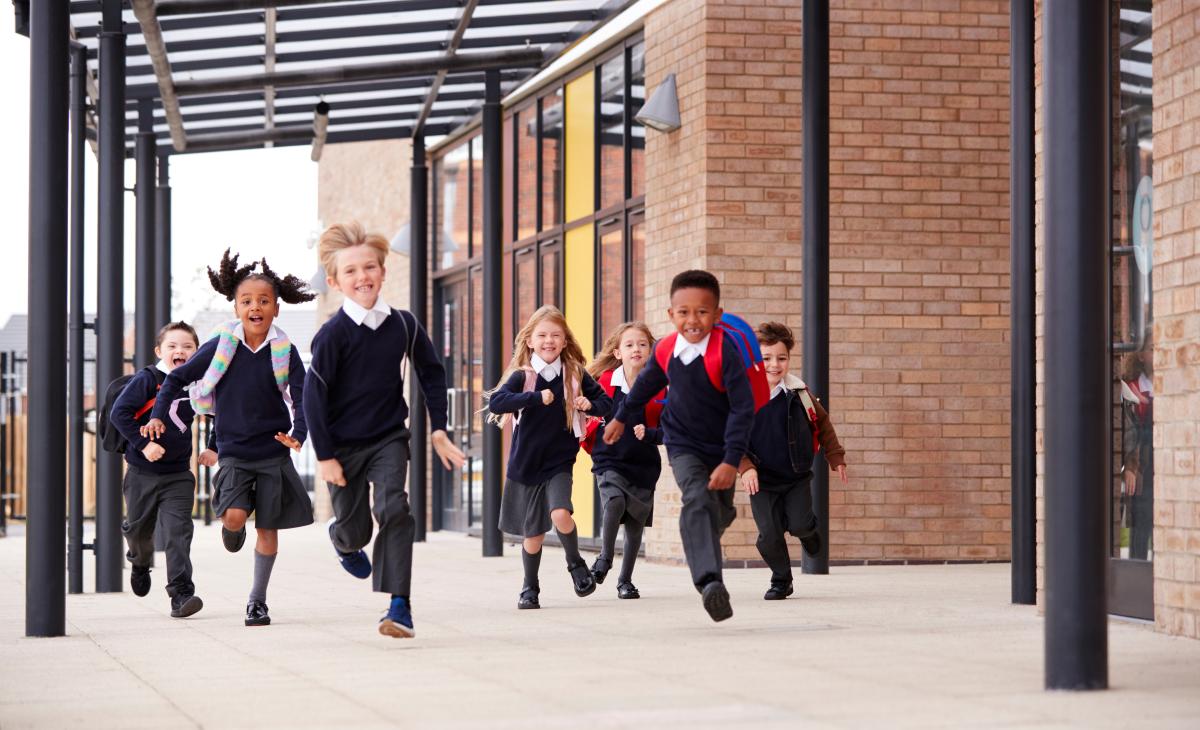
top-left (550, 509), bottom-right (574, 531)
top-left (222, 510), bottom-right (248, 531)
top-left (523, 535), bottom-right (544, 553)
top-left (255, 528), bottom-right (278, 553)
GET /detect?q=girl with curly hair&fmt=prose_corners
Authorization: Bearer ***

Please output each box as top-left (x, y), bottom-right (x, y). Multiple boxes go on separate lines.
top-left (144, 249), bottom-right (315, 627)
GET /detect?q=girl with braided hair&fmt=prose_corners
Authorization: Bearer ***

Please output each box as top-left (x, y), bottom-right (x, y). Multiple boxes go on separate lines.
top-left (144, 249), bottom-right (314, 627)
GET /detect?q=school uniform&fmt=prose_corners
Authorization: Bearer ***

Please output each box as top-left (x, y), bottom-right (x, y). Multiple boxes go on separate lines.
top-left (111, 361), bottom-right (200, 598)
top-left (747, 375), bottom-right (846, 587)
top-left (489, 356), bottom-right (612, 538)
top-left (153, 324), bottom-right (312, 530)
top-left (616, 332), bottom-right (755, 592)
top-left (303, 298), bottom-right (450, 597)
top-left (591, 366), bottom-right (662, 529)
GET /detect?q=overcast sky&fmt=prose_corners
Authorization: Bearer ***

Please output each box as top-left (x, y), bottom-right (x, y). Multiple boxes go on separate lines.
top-left (1, 25), bottom-right (320, 327)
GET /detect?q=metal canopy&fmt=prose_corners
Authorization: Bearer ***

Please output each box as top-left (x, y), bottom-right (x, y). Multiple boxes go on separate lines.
top-left (67, 0), bottom-right (625, 154)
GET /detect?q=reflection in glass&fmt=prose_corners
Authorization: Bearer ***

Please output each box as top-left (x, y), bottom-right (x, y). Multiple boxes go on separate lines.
top-left (541, 89), bottom-right (564, 230)
top-left (438, 143), bottom-right (470, 270)
top-left (630, 42), bottom-right (646, 200)
top-left (470, 135), bottom-right (483, 258)
top-left (599, 226), bottom-right (624, 339)
top-left (516, 248), bottom-right (537, 327)
top-left (541, 247), bottom-right (560, 308)
top-left (517, 108), bottom-right (538, 241)
top-left (599, 54), bottom-right (625, 211)
top-left (630, 217), bottom-right (646, 323)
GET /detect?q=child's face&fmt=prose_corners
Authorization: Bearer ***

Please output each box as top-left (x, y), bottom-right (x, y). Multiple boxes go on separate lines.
top-left (233, 278), bottom-right (278, 341)
top-left (155, 330), bottom-right (198, 371)
top-left (329, 244), bottom-right (386, 310)
top-left (614, 328), bottom-right (651, 370)
top-left (668, 287), bottom-right (722, 344)
top-left (760, 341), bottom-right (791, 389)
top-left (527, 319), bottom-right (565, 363)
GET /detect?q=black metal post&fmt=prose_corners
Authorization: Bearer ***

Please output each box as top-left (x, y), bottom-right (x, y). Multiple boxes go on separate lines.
top-left (1044, 0), bottom-right (1109, 691)
top-left (96, 0), bottom-right (127, 593)
top-left (155, 154), bottom-right (172, 328)
top-left (410, 135), bottom-right (429, 541)
top-left (135, 100), bottom-right (156, 367)
top-left (801, 0), bottom-right (830, 575)
top-left (26, 0), bottom-right (70, 637)
top-left (1010, 0), bottom-right (1036, 606)
top-left (68, 42), bottom-right (88, 596)
top-left (481, 69), bottom-right (503, 557)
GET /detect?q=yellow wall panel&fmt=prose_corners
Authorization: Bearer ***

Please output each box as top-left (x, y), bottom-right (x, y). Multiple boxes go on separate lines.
top-left (565, 71), bottom-right (595, 223)
top-left (565, 222), bottom-right (595, 536)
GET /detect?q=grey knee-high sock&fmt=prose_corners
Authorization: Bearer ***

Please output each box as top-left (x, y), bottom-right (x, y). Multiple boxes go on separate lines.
top-left (249, 551), bottom-right (277, 603)
top-left (521, 548), bottom-right (542, 591)
top-left (619, 522), bottom-right (644, 584)
top-left (556, 525), bottom-right (584, 568)
top-left (600, 500), bottom-right (623, 563)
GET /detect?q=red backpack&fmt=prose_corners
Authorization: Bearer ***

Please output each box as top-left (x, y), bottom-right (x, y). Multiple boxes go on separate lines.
top-left (653, 313), bottom-right (771, 412)
top-left (581, 368), bottom-right (666, 454)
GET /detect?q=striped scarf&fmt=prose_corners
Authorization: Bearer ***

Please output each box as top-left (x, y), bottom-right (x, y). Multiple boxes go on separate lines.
top-left (189, 320), bottom-right (293, 415)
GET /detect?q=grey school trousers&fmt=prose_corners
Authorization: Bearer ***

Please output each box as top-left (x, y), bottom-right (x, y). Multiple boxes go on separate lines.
top-left (122, 467), bottom-right (196, 597)
top-left (669, 452), bottom-right (738, 592)
top-left (327, 430), bottom-right (414, 597)
top-left (750, 476), bottom-right (817, 586)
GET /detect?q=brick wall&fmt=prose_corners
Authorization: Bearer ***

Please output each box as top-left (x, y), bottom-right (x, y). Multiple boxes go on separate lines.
top-left (1151, 0), bottom-right (1200, 639)
top-left (641, 0), bottom-right (1012, 566)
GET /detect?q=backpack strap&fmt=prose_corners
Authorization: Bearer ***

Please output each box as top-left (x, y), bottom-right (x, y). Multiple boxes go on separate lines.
top-left (597, 368), bottom-right (616, 398)
top-left (701, 327), bottom-right (726, 392)
top-left (795, 386), bottom-right (822, 454)
top-left (132, 366), bottom-right (166, 420)
top-left (654, 333), bottom-right (676, 374)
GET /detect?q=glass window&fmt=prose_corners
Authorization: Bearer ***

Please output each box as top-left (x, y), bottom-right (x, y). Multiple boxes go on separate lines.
top-left (515, 247), bottom-right (537, 328)
top-left (541, 89), bottom-right (564, 230)
top-left (541, 246), bottom-right (560, 308)
top-left (517, 108), bottom-right (538, 241)
top-left (470, 134), bottom-right (483, 258)
top-left (599, 224), bottom-right (624, 339)
top-left (630, 213), bottom-right (646, 323)
top-left (629, 42), bottom-right (646, 200)
top-left (599, 54), bottom-right (625, 211)
top-left (470, 266), bottom-right (483, 438)
top-left (438, 142), bottom-right (470, 270)
top-left (503, 115), bottom-right (514, 245)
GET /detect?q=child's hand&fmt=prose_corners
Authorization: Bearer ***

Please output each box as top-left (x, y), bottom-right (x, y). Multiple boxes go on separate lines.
top-left (708, 463), bottom-right (737, 490)
top-left (741, 467), bottom-right (759, 495)
top-left (198, 449), bottom-right (218, 468)
top-left (318, 458), bottom-right (346, 487)
top-left (141, 442), bottom-right (166, 462)
top-left (275, 432), bottom-right (302, 452)
top-left (541, 389), bottom-right (555, 405)
top-left (633, 424), bottom-right (646, 440)
top-left (836, 464), bottom-right (848, 484)
top-left (432, 429), bottom-right (467, 470)
top-left (141, 418), bottom-right (166, 440)
top-left (573, 395), bottom-right (592, 412)
top-left (603, 420), bottom-right (625, 444)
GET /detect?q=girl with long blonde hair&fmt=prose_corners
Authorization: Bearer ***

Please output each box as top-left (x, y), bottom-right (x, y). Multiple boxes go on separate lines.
top-left (585, 322), bottom-right (665, 598)
top-left (486, 306), bottom-right (613, 609)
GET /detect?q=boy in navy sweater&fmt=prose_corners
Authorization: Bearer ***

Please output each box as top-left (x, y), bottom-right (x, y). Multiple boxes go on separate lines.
top-left (603, 270), bottom-right (755, 622)
top-left (111, 322), bottom-right (213, 618)
top-left (738, 322), bottom-right (846, 600)
top-left (303, 222), bottom-right (464, 638)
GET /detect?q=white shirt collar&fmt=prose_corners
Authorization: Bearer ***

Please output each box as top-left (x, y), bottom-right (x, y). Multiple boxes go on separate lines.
top-left (770, 381), bottom-right (788, 399)
top-left (342, 296), bottom-right (391, 330)
top-left (673, 332), bottom-right (710, 366)
top-left (610, 366), bottom-right (631, 394)
top-left (232, 323), bottom-right (281, 353)
top-left (155, 360), bottom-right (171, 374)
top-left (531, 354), bottom-right (561, 380)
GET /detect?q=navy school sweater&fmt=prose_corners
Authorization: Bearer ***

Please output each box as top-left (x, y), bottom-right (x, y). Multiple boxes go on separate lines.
top-left (748, 391), bottom-right (814, 485)
top-left (488, 368), bottom-right (612, 486)
top-left (591, 386), bottom-right (663, 488)
top-left (303, 309), bottom-right (450, 461)
top-left (152, 337), bottom-right (307, 462)
top-left (111, 366), bottom-right (197, 474)
top-left (615, 334), bottom-right (755, 470)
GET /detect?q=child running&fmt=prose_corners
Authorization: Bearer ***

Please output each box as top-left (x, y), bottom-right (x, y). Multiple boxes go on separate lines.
top-left (144, 250), bottom-right (314, 627)
top-left (738, 322), bottom-right (846, 600)
top-left (603, 270), bottom-right (755, 622)
top-left (110, 321), bottom-right (213, 618)
top-left (303, 222), bottom-right (465, 639)
top-left (586, 322), bottom-right (665, 599)
top-left (486, 305), bottom-right (613, 609)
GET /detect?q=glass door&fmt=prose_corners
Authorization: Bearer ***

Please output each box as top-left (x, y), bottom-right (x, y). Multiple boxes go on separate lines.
top-left (434, 275), bottom-right (471, 531)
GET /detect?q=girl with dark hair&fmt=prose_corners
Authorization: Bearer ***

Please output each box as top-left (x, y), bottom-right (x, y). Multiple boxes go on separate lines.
top-left (144, 249), bottom-right (314, 627)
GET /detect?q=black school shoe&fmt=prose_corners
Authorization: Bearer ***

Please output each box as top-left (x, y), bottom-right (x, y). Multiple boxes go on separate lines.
top-left (617, 581), bottom-right (640, 600)
top-left (222, 526), bottom-right (247, 553)
top-left (701, 581), bottom-right (733, 622)
top-left (517, 587), bottom-right (540, 610)
top-left (764, 583), bottom-right (794, 601)
top-left (568, 563), bottom-right (597, 597)
top-left (245, 600), bottom-right (271, 626)
top-left (590, 556), bottom-right (612, 584)
top-left (800, 530), bottom-right (822, 558)
top-left (130, 566), bottom-right (151, 597)
top-left (170, 593), bottom-right (204, 618)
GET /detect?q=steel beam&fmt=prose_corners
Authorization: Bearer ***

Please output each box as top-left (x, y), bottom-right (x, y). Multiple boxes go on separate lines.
top-left (1043, 0), bottom-right (1109, 691)
top-left (413, 0), bottom-right (480, 137)
top-left (26, 0), bottom-right (71, 637)
top-left (410, 135), bottom-right (428, 541)
top-left (130, 0), bottom-right (187, 151)
top-left (69, 42), bottom-right (88, 597)
top-left (481, 69), bottom-right (503, 557)
top-left (801, 0), bottom-right (830, 576)
top-left (135, 100), bottom-right (157, 369)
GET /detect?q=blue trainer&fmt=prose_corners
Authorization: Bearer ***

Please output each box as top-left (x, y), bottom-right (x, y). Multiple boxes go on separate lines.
top-left (379, 595), bottom-right (415, 639)
top-left (328, 519), bottom-right (371, 579)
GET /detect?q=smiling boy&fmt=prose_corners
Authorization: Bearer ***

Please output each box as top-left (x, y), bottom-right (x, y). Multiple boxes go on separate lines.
top-left (603, 270), bottom-right (755, 622)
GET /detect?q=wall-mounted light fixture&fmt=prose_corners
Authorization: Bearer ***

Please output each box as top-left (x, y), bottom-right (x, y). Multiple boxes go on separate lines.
top-left (635, 73), bottom-right (680, 132)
